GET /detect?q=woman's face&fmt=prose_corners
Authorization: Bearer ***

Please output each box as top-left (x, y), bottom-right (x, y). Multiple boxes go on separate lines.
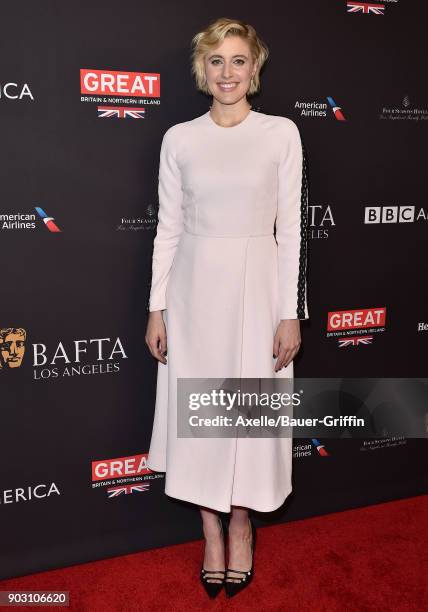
top-left (204, 35), bottom-right (257, 104)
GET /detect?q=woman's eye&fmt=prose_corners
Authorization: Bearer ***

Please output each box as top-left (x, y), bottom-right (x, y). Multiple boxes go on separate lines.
top-left (210, 59), bottom-right (245, 66)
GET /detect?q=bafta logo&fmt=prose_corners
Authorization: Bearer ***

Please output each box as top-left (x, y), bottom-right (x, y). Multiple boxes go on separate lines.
top-left (0, 328), bottom-right (26, 370)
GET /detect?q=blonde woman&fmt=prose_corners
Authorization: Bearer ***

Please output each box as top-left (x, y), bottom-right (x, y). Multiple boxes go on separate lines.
top-left (145, 17), bottom-right (309, 599)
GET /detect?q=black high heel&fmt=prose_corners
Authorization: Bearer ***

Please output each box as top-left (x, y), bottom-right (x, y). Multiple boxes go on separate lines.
top-left (225, 516), bottom-right (256, 598)
top-left (200, 515), bottom-right (226, 598)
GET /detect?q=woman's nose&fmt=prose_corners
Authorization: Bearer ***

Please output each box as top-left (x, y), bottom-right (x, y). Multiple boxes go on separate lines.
top-left (221, 63), bottom-right (232, 78)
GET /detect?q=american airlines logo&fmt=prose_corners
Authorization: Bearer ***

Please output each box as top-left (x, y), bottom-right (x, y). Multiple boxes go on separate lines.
top-left (0, 208), bottom-right (61, 231)
top-left (364, 206), bottom-right (428, 224)
top-left (295, 96), bottom-right (347, 120)
top-left (311, 439), bottom-right (330, 456)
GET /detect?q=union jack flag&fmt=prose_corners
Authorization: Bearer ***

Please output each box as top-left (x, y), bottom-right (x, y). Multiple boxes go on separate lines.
top-left (347, 2), bottom-right (385, 15)
top-left (338, 335), bottom-right (374, 347)
top-left (107, 483), bottom-right (150, 497)
top-left (97, 106), bottom-right (146, 119)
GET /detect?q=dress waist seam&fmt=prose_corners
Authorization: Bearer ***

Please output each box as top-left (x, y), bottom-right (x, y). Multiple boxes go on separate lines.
top-left (183, 228), bottom-right (273, 238)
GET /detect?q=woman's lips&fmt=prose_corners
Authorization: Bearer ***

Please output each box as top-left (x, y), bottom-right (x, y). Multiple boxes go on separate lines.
top-left (217, 82), bottom-right (239, 91)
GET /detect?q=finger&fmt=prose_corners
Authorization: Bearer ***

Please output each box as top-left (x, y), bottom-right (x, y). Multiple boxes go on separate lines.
top-left (273, 335), bottom-right (280, 358)
top-left (160, 334), bottom-right (168, 357)
top-left (154, 347), bottom-right (167, 364)
top-left (276, 347), bottom-right (295, 371)
top-left (274, 347), bottom-right (287, 372)
top-left (155, 337), bottom-right (167, 363)
top-left (149, 337), bottom-right (167, 363)
top-left (281, 347), bottom-right (299, 369)
top-left (275, 336), bottom-right (301, 370)
top-left (288, 343), bottom-right (301, 364)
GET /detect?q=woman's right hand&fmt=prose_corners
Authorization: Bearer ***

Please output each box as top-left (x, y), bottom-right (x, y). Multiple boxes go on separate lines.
top-left (145, 311), bottom-right (168, 364)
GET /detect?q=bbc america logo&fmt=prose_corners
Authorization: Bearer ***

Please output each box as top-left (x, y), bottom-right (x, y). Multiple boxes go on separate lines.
top-left (364, 206), bottom-right (428, 224)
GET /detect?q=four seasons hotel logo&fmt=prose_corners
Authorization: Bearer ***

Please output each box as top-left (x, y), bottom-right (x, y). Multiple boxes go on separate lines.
top-left (0, 327), bottom-right (25, 371)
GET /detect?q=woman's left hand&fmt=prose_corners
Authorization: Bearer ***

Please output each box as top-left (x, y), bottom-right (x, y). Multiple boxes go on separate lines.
top-left (273, 319), bottom-right (301, 372)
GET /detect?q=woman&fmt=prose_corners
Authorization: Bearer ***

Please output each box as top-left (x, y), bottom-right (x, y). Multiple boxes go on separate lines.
top-left (145, 17), bottom-right (309, 598)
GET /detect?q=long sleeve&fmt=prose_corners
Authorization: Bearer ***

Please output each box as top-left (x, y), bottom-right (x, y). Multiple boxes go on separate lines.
top-left (275, 119), bottom-right (309, 320)
top-left (147, 127), bottom-right (184, 312)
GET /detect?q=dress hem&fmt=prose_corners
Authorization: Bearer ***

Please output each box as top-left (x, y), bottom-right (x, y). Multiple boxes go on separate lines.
top-left (163, 487), bottom-right (293, 514)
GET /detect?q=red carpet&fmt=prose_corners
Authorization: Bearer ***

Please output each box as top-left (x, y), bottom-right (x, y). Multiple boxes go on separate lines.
top-left (1, 495), bottom-right (426, 611)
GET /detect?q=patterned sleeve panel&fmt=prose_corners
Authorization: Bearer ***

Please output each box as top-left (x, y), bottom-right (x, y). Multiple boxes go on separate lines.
top-left (276, 118), bottom-right (309, 320)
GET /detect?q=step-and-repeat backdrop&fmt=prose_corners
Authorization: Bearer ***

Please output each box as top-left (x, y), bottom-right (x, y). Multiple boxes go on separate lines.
top-left (1, 1), bottom-right (427, 580)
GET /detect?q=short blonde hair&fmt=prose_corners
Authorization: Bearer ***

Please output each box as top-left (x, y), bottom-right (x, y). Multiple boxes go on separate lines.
top-left (191, 17), bottom-right (269, 96)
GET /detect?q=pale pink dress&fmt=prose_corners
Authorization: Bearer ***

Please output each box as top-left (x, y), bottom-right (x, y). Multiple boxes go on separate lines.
top-left (147, 109), bottom-right (309, 512)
